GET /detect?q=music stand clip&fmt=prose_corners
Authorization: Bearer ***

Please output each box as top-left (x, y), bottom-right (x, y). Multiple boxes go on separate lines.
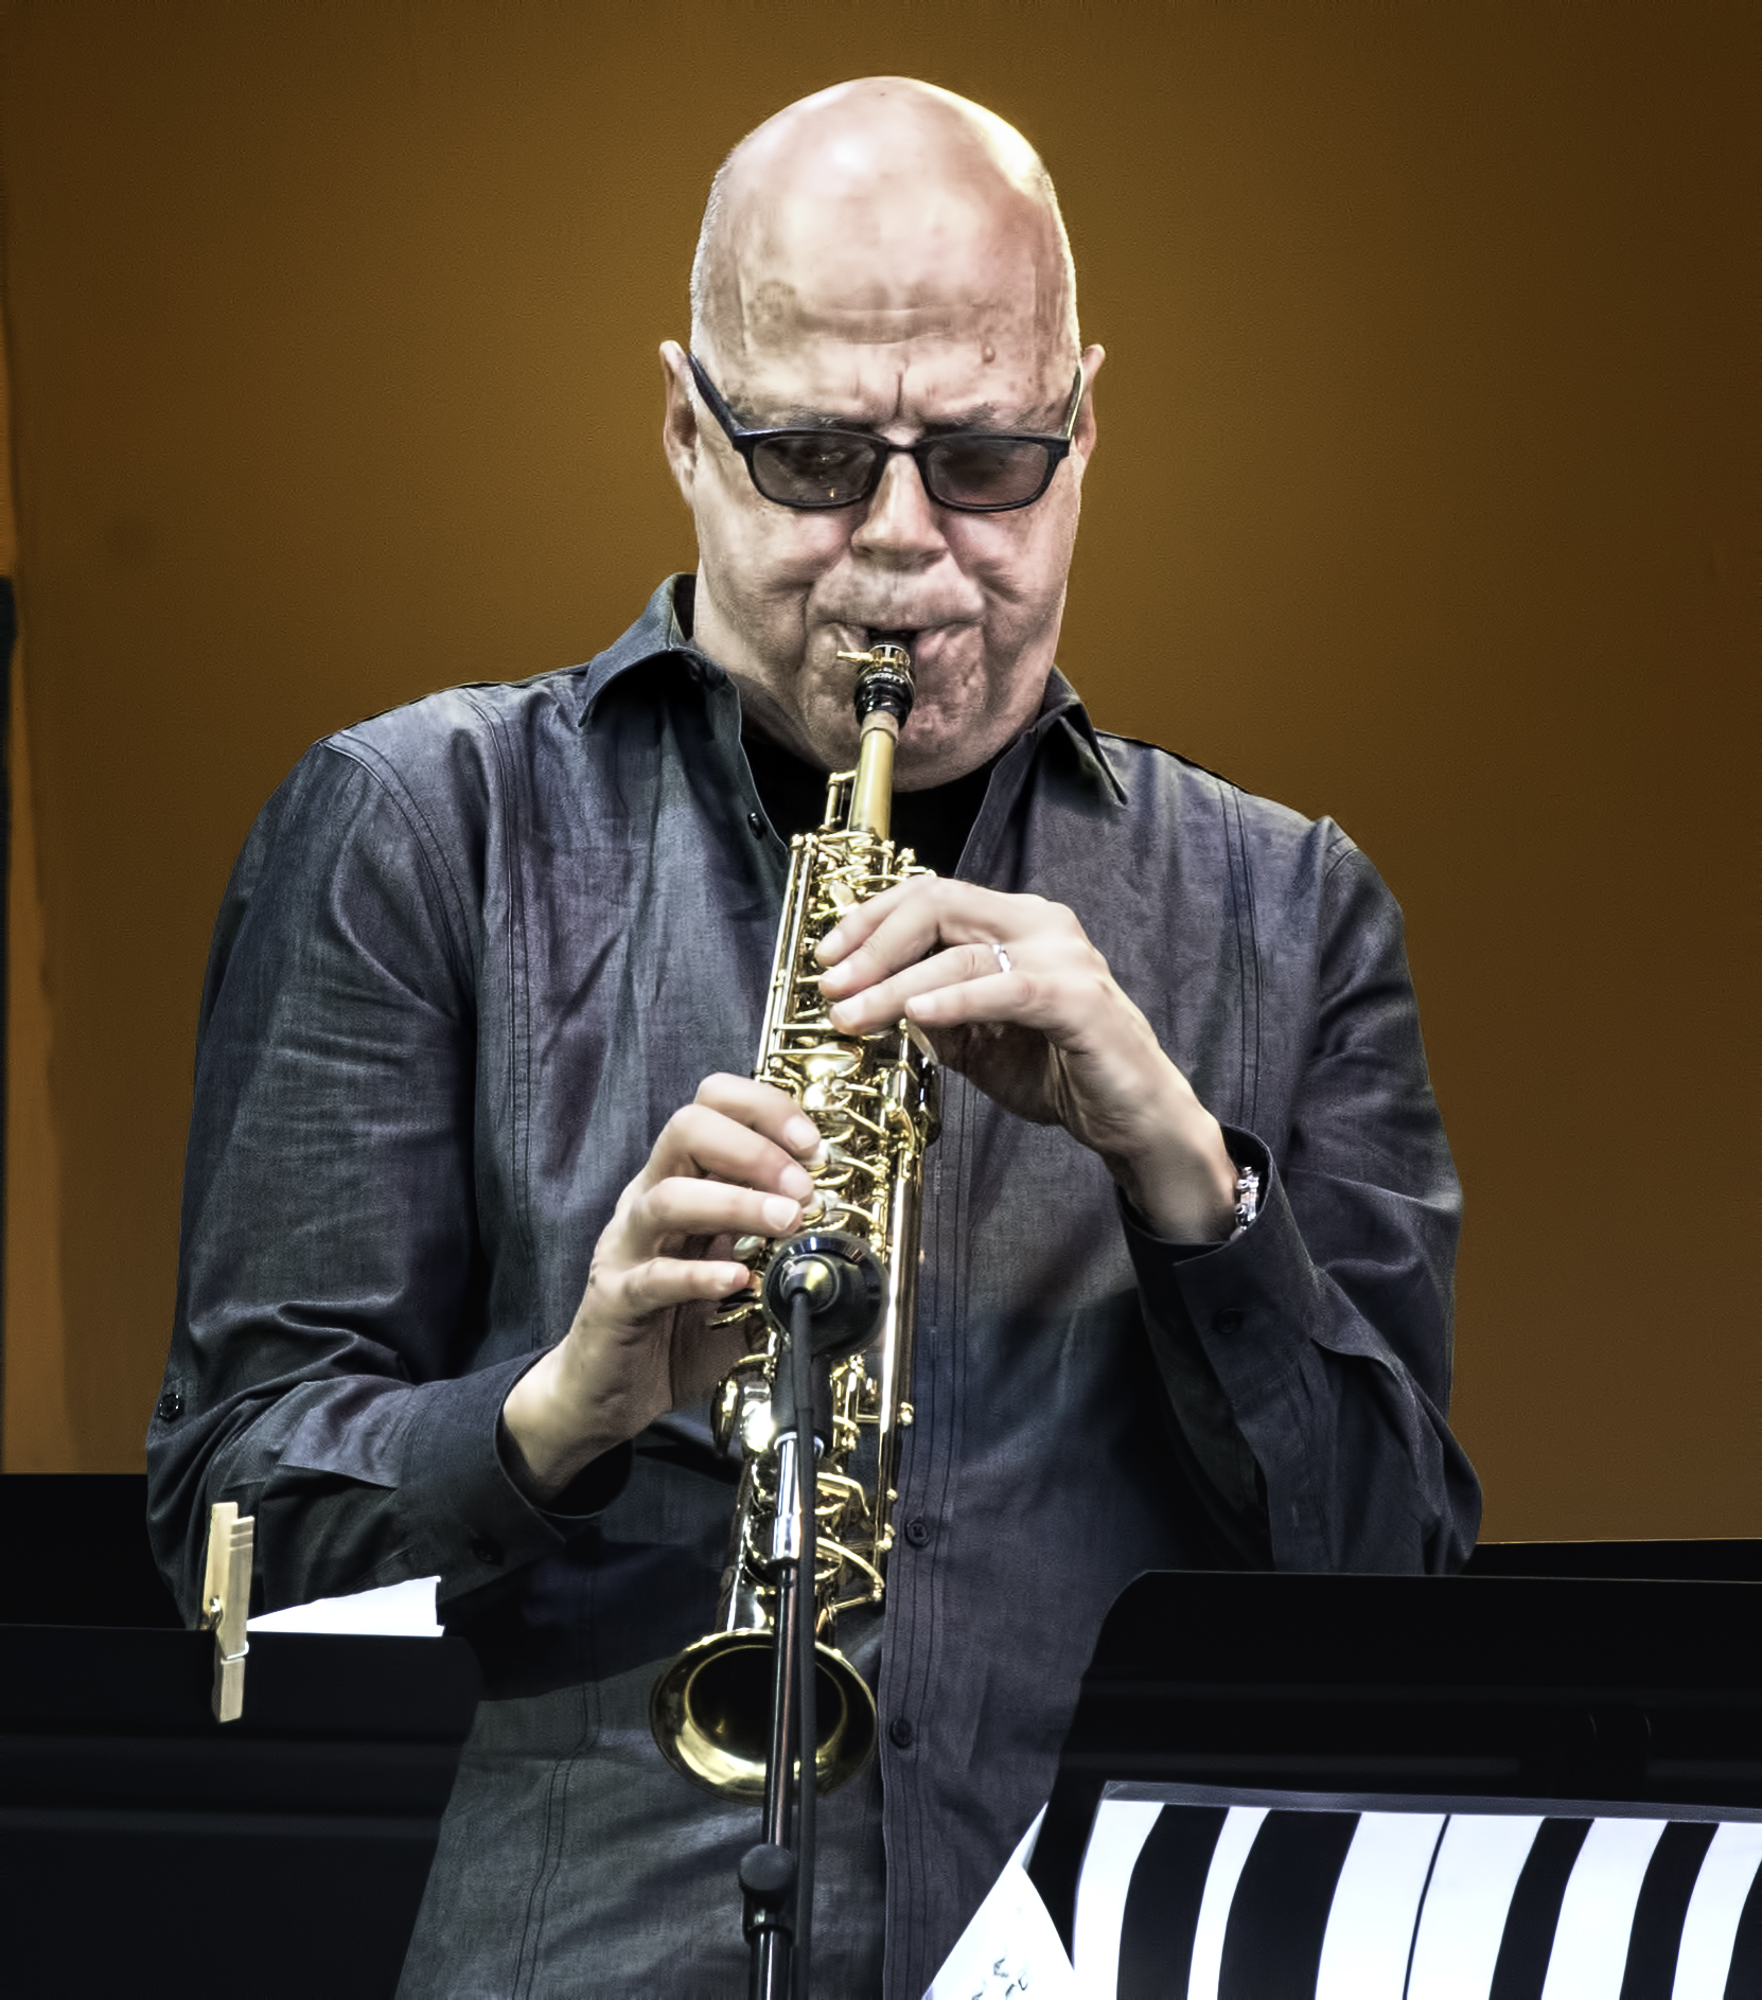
top-left (199, 1501), bottom-right (255, 1723)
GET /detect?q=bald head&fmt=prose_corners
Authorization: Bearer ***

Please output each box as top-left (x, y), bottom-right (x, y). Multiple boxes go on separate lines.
top-left (690, 78), bottom-right (1078, 378)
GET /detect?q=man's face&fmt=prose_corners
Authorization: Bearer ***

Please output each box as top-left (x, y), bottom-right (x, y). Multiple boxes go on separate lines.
top-left (662, 213), bottom-right (1101, 788)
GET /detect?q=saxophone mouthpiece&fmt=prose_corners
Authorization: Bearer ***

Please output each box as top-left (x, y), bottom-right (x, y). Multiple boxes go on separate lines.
top-left (838, 633), bottom-right (915, 731)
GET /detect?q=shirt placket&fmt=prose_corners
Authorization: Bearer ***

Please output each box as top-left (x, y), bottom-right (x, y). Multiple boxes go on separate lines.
top-left (876, 1065), bottom-right (971, 1995)
top-left (872, 722), bottom-right (1055, 1996)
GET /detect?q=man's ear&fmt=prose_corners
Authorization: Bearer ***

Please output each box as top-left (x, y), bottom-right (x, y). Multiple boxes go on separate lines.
top-left (1073, 343), bottom-right (1104, 468)
top-left (659, 340), bottom-right (699, 503)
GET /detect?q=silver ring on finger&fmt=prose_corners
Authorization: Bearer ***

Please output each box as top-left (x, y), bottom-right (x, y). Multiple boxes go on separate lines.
top-left (990, 941), bottom-right (1013, 976)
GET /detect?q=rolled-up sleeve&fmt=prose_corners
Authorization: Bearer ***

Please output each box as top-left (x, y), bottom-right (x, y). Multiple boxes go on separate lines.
top-left (147, 741), bottom-right (626, 1624)
top-left (1126, 843), bottom-right (1480, 1575)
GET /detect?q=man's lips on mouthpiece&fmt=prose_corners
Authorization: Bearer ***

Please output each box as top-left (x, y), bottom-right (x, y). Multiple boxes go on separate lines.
top-left (841, 621), bottom-right (964, 660)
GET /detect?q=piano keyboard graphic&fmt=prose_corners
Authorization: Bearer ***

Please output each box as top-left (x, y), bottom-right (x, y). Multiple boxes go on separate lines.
top-left (1074, 1801), bottom-right (1762, 1998)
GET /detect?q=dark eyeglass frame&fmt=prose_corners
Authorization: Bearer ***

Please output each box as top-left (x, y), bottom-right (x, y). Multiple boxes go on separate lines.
top-left (687, 352), bottom-right (1086, 514)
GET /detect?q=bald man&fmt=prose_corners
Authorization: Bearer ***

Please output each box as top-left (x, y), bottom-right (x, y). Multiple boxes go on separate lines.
top-left (150, 79), bottom-right (1479, 1999)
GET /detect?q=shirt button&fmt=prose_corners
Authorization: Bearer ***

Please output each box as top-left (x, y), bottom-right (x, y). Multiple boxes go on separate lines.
top-left (903, 1518), bottom-right (931, 1549)
top-left (1213, 1308), bottom-right (1245, 1336)
top-left (470, 1534), bottom-right (504, 1566)
top-left (747, 810), bottom-right (765, 837)
top-left (888, 1716), bottom-right (915, 1750)
top-left (155, 1388), bottom-right (184, 1423)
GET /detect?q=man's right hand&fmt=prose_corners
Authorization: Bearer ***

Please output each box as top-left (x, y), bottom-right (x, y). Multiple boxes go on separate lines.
top-left (500, 1074), bottom-right (823, 1504)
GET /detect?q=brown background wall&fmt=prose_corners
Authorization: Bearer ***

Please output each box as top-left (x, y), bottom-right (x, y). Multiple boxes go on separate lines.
top-left (2, 1), bottom-right (1756, 1536)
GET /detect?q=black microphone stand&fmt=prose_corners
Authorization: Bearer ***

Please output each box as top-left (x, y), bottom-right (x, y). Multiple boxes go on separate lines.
top-left (740, 1237), bottom-right (879, 2000)
top-left (740, 1286), bottom-right (821, 2000)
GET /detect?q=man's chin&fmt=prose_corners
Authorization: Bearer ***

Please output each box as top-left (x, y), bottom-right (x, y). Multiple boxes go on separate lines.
top-left (891, 706), bottom-right (1010, 789)
top-left (795, 632), bottom-right (1037, 780)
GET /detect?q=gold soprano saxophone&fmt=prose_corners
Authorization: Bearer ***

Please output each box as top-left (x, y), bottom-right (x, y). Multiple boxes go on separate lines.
top-left (650, 641), bottom-right (940, 1799)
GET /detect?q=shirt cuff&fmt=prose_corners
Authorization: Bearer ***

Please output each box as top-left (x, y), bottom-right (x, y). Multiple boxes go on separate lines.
top-left (1121, 1125), bottom-right (1327, 1425)
top-left (1118, 1126), bottom-right (1273, 1264)
top-left (397, 1351), bottom-right (635, 1600)
top-left (1123, 1121), bottom-right (1317, 1318)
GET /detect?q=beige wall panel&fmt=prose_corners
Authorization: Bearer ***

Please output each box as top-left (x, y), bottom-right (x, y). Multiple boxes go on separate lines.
top-left (1, 2), bottom-right (1756, 1534)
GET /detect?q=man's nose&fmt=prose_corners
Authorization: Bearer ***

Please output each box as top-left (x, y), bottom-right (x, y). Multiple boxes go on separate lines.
top-left (850, 450), bottom-right (946, 566)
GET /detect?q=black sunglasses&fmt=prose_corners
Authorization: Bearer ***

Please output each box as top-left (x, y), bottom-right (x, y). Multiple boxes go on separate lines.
top-left (688, 354), bottom-right (1084, 514)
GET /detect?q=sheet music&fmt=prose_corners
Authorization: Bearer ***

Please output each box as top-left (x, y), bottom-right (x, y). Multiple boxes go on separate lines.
top-left (927, 1787), bottom-right (1762, 2000)
top-left (1074, 1787), bottom-right (1762, 1999)
top-left (923, 1808), bottom-right (1077, 1999)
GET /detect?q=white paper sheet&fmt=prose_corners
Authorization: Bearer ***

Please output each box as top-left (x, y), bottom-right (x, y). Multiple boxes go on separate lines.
top-left (923, 1808), bottom-right (1078, 2000)
top-left (245, 1573), bottom-right (443, 1637)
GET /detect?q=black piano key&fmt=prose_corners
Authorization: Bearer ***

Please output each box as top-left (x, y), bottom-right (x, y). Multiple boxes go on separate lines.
top-left (1116, 1805), bottom-right (1227, 2000)
top-left (1489, 1818), bottom-right (1594, 2000)
top-left (1619, 1821), bottom-right (1718, 2000)
top-left (1217, 1810), bottom-right (1360, 2000)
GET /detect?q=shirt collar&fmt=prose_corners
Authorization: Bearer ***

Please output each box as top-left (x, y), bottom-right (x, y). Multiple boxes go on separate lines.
top-left (568, 573), bottom-right (1128, 805)
top-left (1031, 664), bottom-right (1129, 805)
top-left (567, 574), bottom-right (712, 725)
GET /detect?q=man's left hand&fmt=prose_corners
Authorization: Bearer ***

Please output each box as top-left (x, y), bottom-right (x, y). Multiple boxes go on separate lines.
top-left (817, 878), bottom-right (1238, 1243)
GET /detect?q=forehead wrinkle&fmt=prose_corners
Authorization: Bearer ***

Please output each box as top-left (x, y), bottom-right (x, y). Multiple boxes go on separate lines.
top-left (725, 360), bottom-right (1062, 434)
top-left (723, 239), bottom-right (1059, 395)
top-left (746, 394), bottom-right (1017, 429)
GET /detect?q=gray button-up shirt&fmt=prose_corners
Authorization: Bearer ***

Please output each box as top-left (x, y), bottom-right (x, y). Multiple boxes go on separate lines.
top-left (149, 577), bottom-right (1479, 1997)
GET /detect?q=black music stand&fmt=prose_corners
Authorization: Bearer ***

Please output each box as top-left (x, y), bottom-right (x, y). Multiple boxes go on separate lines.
top-left (0, 1475), bottom-right (481, 1999)
top-left (1027, 1556), bottom-right (1762, 1953)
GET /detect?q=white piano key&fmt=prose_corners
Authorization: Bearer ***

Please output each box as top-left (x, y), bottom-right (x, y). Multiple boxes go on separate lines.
top-left (1186, 1806), bottom-right (1270, 2000)
top-left (1539, 1817), bottom-right (1667, 2000)
top-left (1074, 1800), bottom-right (1165, 1995)
top-left (1406, 1813), bottom-right (1545, 2000)
top-left (1671, 1821), bottom-right (1762, 2000)
top-left (1314, 1811), bottom-right (1448, 2000)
